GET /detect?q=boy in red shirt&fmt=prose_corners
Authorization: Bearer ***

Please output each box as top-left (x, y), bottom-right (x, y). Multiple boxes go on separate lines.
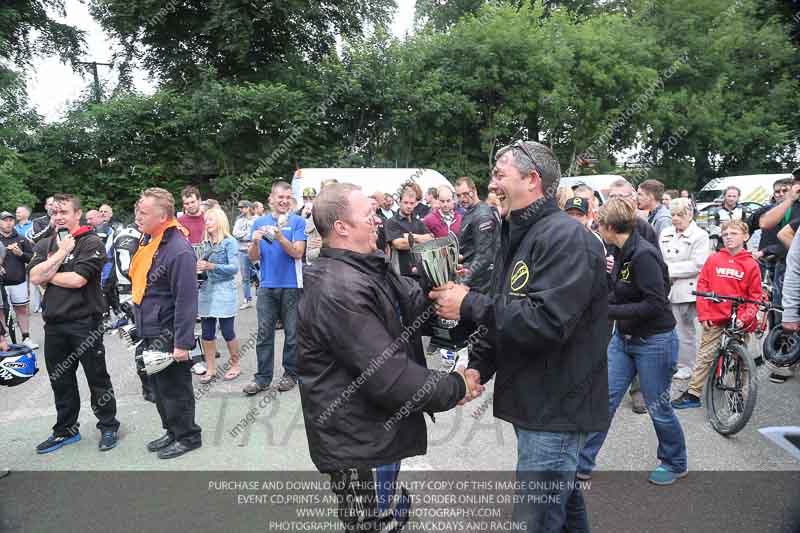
top-left (672, 220), bottom-right (762, 408)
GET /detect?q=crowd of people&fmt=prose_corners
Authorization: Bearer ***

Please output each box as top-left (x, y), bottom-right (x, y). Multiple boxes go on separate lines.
top-left (2, 149), bottom-right (799, 531)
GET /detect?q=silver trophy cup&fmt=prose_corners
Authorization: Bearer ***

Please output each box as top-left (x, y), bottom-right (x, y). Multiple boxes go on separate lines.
top-left (412, 233), bottom-right (460, 329)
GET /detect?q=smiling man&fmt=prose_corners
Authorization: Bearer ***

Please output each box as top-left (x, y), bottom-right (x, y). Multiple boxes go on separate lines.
top-left (298, 183), bottom-right (478, 532)
top-left (429, 140), bottom-right (609, 531)
top-left (29, 194), bottom-right (121, 454)
top-left (245, 181), bottom-right (307, 395)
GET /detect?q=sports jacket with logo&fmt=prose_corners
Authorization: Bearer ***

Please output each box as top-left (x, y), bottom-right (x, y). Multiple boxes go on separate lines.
top-left (460, 198), bottom-right (610, 433)
top-left (696, 248), bottom-right (762, 330)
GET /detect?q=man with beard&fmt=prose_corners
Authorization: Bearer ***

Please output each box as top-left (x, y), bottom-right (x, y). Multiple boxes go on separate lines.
top-left (29, 194), bottom-right (121, 454)
top-left (298, 183), bottom-right (480, 532)
top-left (178, 186), bottom-right (205, 245)
top-left (430, 141), bottom-right (609, 531)
top-left (131, 188), bottom-right (201, 459)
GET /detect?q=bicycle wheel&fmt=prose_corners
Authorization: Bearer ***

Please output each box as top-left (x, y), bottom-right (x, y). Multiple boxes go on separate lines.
top-left (6, 313), bottom-right (17, 344)
top-left (705, 341), bottom-right (757, 436)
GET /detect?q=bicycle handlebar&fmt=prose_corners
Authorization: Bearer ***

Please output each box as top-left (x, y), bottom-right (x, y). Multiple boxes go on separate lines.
top-left (692, 290), bottom-right (768, 307)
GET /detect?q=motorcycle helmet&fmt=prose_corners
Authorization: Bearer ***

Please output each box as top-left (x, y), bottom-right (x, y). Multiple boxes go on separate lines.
top-left (0, 344), bottom-right (39, 387)
top-left (763, 325), bottom-right (800, 369)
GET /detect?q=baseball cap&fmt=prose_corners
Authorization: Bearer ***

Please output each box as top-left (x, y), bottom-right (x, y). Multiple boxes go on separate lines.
top-left (238, 200), bottom-right (252, 208)
top-left (0, 211), bottom-right (14, 220)
top-left (302, 187), bottom-right (317, 198)
top-left (563, 197), bottom-right (588, 215)
top-left (792, 166), bottom-right (800, 180)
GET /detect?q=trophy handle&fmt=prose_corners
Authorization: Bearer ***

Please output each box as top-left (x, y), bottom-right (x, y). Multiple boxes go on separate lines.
top-left (446, 232), bottom-right (460, 282)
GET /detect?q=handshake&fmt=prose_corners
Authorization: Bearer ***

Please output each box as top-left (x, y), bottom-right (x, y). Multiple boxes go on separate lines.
top-left (455, 368), bottom-right (485, 405)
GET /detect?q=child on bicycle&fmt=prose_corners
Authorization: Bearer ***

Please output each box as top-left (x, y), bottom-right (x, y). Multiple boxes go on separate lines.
top-left (672, 220), bottom-right (762, 409)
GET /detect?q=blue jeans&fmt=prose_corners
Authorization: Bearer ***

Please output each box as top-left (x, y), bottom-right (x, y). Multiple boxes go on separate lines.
top-left (514, 428), bottom-right (589, 532)
top-left (774, 261), bottom-right (786, 310)
top-left (255, 287), bottom-right (299, 385)
top-left (579, 330), bottom-right (687, 475)
top-left (239, 252), bottom-right (253, 302)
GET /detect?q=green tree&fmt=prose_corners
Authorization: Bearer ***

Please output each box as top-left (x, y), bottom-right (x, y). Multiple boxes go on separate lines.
top-left (89, 0), bottom-right (397, 87)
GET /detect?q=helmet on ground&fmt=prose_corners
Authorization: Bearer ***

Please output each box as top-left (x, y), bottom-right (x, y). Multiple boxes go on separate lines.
top-left (763, 325), bottom-right (800, 369)
top-left (0, 345), bottom-right (39, 387)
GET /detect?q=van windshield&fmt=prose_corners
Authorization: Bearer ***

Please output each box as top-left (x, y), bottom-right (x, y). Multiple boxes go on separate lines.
top-left (695, 190), bottom-right (722, 203)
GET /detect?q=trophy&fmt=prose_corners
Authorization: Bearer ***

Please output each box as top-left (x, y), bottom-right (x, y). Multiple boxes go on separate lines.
top-left (134, 339), bottom-right (205, 376)
top-left (193, 242), bottom-right (209, 283)
top-left (412, 233), bottom-right (470, 360)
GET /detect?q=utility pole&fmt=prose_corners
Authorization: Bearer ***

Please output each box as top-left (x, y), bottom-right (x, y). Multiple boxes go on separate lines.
top-left (76, 61), bottom-right (113, 102)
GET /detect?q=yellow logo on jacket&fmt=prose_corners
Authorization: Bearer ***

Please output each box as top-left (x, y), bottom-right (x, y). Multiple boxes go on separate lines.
top-left (510, 261), bottom-right (529, 292)
top-left (619, 262), bottom-right (632, 282)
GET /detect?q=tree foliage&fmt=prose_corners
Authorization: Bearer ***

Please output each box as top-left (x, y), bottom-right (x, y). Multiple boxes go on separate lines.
top-left (5, 0), bottom-right (800, 214)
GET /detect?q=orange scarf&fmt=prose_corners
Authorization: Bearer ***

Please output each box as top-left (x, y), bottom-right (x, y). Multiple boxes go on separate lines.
top-left (129, 219), bottom-right (187, 305)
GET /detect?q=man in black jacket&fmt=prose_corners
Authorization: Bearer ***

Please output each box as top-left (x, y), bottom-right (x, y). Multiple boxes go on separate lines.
top-left (298, 183), bottom-right (480, 533)
top-left (0, 212), bottom-right (36, 348)
top-left (430, 140), bottom-right (609, 531)
top-left (29, 196), bottom-right (56, 244)
top-left (454, 177), bottom-right (498, 294)
top-left (29, 194), bottom-right (120, 454)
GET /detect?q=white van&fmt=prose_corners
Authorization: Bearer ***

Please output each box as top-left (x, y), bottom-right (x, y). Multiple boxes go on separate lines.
top-left (559, 175), bottom-right (627, 205)
top-left (695, 174), bottom-right (790, 211)
top-left (290, 168), bottom-right (453, 204)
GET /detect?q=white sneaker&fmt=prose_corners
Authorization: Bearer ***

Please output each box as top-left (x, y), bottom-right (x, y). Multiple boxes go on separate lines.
top-left (674, 366), bottom-right (693, 380)
top-left (239, 301), bottom-right (252, 310)
top-left (22, 337), bottom-right (40, 350)
top-left (192, 362), bottom-right (208, 375)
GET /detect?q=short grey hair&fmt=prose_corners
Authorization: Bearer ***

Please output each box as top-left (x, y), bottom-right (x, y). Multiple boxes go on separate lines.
top-left (313, 183), bottom-right (362, 243)
top-left (609, 179), bottom-right (634, 191)
top-left (669, 197), bottom-right (693, 218)
top-left (495, 141), bottom-right (561, 198)
top-left (271, 180), bottom-right (291, 193)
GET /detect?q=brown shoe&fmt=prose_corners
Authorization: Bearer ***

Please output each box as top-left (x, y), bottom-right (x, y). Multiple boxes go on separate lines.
top-left (243, 381), bottom-right (269, 396)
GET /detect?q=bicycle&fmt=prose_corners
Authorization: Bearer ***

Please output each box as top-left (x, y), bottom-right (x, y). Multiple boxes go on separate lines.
top-left (692, 290), bottom-right (775, 435)
top-left (0, 282), bottom-right (19, 345)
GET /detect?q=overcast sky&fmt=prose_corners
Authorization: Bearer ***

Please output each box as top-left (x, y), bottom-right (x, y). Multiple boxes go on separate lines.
top-left (27, 0), bottom-right (417, 122)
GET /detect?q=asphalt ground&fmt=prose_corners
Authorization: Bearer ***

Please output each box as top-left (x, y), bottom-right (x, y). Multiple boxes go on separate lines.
top-left (1, 299), bottom-right (799, 532)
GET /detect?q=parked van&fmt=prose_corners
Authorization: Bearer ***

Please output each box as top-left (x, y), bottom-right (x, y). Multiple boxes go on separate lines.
top-left (559, 175), bottom-right (627, 205)
top-left (695, 174), bottom-right (790, 211)
top-left (289, 168), bottom-right (452, 204)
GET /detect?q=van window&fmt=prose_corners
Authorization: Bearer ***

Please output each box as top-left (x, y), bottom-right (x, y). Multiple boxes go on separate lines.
top-left (695, 190), bottom-right (722, 203)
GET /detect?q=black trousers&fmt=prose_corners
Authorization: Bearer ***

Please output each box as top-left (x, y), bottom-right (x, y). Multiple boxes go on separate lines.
top-left (43, 317), bottom-right (120, 436)
top-left (143, 337), bottom-right (201, 445)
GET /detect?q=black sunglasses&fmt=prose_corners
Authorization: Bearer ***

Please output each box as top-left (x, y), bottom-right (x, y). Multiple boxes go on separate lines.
top-left (502, 140), bottom-right (545, 179)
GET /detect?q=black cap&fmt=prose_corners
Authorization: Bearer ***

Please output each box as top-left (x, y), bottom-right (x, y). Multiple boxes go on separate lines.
top-left (0, 211), bottom-right (14, 220)
top-left (563, 197), bottom-right (589, 215)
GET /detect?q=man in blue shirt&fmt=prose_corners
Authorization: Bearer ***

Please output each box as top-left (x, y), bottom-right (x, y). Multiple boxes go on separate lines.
top-left (244, 181), bottom-right (307, 395)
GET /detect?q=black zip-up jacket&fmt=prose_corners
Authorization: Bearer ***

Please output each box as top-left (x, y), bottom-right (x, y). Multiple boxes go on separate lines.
top-left (460, 198), bottom-right (610, 433)
top-left (459, 201), bottom-right (499, 293)
top-left (30, 215), bottom-right (53, 243)
top-left (28, 228), bottom-right (106, 324)
top-left (297, 248), bottom-right (466, 473)
top-left (0, 229), bottom-right (33, 284)
top-left (609, 230), bottom-right (676, 337)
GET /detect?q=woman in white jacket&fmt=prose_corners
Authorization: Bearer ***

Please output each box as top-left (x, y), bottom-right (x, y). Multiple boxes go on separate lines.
top-left (659, 198), bottom-right (710, 379)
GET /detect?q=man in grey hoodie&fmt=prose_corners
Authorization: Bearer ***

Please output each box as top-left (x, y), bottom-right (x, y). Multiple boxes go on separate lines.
top-left (777, 226), bottom-right (800, 382)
